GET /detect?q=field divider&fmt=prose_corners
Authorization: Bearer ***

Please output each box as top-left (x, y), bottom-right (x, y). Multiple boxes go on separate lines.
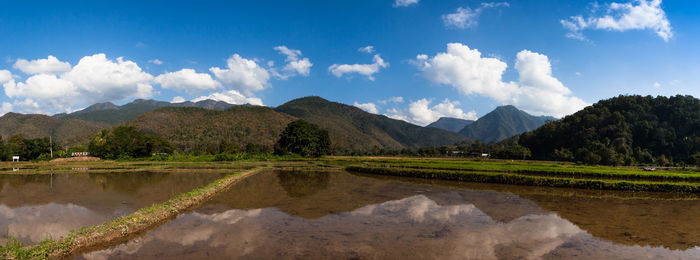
top-left (347, 166), bottom-right (700, 193)
top-left (369, 164), bottom-right (700, 182)
top-left (1, 167), bottom-right (266, 260)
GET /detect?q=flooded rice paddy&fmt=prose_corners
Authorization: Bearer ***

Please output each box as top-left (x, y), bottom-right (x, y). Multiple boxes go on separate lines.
top-left (0, 170), bottom-right (227, 245)
top-left (77, 170), bottom-right (700, 259)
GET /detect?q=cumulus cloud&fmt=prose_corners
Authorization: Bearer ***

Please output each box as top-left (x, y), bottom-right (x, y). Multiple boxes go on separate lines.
top-left (171, 96), bottom-right (186, 103)
top-left (358, 46), bottom-right (375, 54)
top-left (0, 70), bottom-right (12, 83)
top-left (415, 43), bottom-right (587, 117)
top-left (442, 2), bottom-right (509, 29)
top-left (353, 102), bottom-right (379, 114)
top-left (192, 90), bottom-right (263, 106)
top-left (393, 0), bottom-right (419, 7)
top-left (210, 54), bottom-right (270, 96)
top-left (154, 69), bottom-right (221, 94)
top-left (149, 59), bottom-right (163, 65)
top-left (273, 46), bottom-right (312, 79)
top-left (3, 53), bottom-right (154, 114)
top-left (386, 98), bottom-right (477, 126)
top-left (561, 0), bottom-right (672, 42)
top-left (329, 54), bottom-right (389, 81)
top-left (12, 55), bottom-right (72, 75)
top-left (0, 102), bottom-right (12, 116)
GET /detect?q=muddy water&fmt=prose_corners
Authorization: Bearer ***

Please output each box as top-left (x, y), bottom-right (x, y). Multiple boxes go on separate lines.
top-left (0, 171), bottom-right (227, 245)
top-left (82, 170), bottom-right (700, 259)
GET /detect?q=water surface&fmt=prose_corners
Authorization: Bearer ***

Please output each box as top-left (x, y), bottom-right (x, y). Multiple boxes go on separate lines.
top-left (0, 170), bottom-right (227, 245)
top-left (82, 170), bottom-right (700, 259)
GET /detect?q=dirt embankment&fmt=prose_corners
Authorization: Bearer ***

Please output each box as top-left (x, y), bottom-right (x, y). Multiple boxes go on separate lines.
top-left (49, 157), bottom-right (101, 163)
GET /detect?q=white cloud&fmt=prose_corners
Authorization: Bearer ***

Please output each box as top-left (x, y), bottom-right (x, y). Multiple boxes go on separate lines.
top-left (561, 0), bottom-right (672, 42)
top-left (149, 59), bottom-right (163, 65)
top-left (4, 53), bottom-right (154, 114)
top-left (653, 82), bottom-right (661, 88)
top-left (393, 0), bottom-right (419, 7)
top-left (0, 102), bottom-right (12, 116)
top-left (171, 96), bottom-right (186, 103)
top-left (154, 69), bottom-right (221, 93)
top-left (329, 54), bottom-right (389, 81)
top-left (192, 90), bottom-right (263, 106)
top-left (273, 46), bottom-right (313, 79)
top-left (12, 55), bottom-right (71, 75)
top-left (210, 54), bottom-right (270, 96)
top-left (379, 96), bottom-right (404, 105)
top-left (353, 102), bottom-right (379, 114)
top-left (358, 46), bottom-right (375, 54)
top-left (442, 2), bottom-right (509, 29)
top-left (0, 70), bottom-right (12, 83)
top-left (384, 98), bottom-right (477, 126)
top-left (415, 43), bottom-right (588, 117)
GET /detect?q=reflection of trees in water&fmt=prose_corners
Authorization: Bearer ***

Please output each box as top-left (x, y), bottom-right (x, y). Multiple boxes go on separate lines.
top-left (0, 174), bottom-right (53, 192)
top-left (277, 171), bottom-right (330, 198)
top-left (88, 171), bottom-right (171, 194)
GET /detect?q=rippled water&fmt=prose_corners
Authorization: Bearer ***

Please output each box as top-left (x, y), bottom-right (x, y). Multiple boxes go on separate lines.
top-left (80, 170), bottom-right (700, 259)
top-left (0, 171), bottom-right (227, 245)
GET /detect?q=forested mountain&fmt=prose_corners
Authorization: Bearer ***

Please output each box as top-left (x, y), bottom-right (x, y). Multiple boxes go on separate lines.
top-left (274, 96), bottom-right (468, 152)
top-left (54, 99), bottom-right (235, 125)
top-left (519, 95), bottom-right (700, 165)
top-left (459, 105), bottom-right (555, 143)
top-left (0, 113), bottom-right (109, 146)
top-left (125, 106), bottom-right (296, 153)
top-left (427, 117), bottom-right (474, 132)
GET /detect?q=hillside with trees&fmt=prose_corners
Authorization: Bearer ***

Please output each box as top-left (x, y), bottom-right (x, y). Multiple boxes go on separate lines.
top-left (459, 105), bottom-right (556, 143)
top-left (125, 106), bottom-right (296, 154)
top-left (0, 112), bottom-right (109, 147)
top-left (54, 99), bottom-right (236, 125)
top-left (275, 96), bottom-right (468, 152)
top-left (519, 95), bottom-right (700, 165)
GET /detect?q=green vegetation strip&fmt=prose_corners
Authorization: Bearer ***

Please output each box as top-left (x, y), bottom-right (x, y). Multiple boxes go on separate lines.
top-left (0, 167), bottom-right (264, 260)
top-left (346, 166), bottom-right (700, 193)
top-left (374, 164), bottom-right (700, 182)
top-left (335, 158), bottom-right (700, 179)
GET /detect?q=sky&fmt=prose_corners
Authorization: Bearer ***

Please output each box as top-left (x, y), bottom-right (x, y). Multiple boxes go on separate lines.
top-left (0, 0), bottom-right (699, 126)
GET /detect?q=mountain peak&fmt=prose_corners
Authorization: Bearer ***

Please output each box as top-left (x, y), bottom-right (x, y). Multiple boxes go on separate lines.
top-left (459, 105), bottom-right (553, 143)
top-left (427, 117), bottom-right (474, 133)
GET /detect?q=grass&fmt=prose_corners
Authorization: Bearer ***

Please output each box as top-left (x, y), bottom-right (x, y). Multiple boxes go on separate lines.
top-left (0, 167), bottom-right (265, 259)
top-left (327, 157), bottom-right (700, 181)
top-left (347, 166), bottom-right (700, 193)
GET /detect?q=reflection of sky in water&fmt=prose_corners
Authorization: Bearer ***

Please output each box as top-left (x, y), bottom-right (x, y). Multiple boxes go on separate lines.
top-left (0, 203), bottom-right (105, 244)
top-left (81, 195), bottom-right (700, 260)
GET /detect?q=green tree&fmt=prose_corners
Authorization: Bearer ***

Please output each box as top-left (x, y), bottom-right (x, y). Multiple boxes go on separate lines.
top-left (89, 126), bottom-right (174, 159)
top-left (274, 120), bottom-right (331, 157)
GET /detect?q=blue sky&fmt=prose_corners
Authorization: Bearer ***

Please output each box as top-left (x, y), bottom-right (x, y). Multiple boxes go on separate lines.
top-left (0, 0), bottom-right (698, 125)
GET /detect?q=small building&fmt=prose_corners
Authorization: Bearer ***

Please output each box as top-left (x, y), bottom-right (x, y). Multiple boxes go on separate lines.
top-left (12, 156), bottom-right (19, 162)
top-left (71, 152), bottom-right (90, 157)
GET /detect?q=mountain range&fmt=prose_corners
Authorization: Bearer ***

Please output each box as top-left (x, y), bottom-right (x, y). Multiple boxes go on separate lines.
top-left (53, 99), bottom-right (235, 125)
top-left (426, 117), bottom-right (474, 133)
top-left (426, 106), bottom-right (556, 143)
top-left (458, 105), bottom-right (557, 143)
top-left (0, 96), bottom-right (557, 151)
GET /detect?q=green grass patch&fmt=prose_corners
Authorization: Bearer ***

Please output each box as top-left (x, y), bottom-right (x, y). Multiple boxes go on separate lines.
top-left (347, 166), bottom-right (700, 193)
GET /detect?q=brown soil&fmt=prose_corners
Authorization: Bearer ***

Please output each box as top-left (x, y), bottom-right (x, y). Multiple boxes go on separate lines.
top-left (50, 157), bottom-right (101, 162)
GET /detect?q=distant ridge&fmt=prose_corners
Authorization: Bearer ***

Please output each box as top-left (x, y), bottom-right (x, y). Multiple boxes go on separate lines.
top-left (0, 112), bottom-right (109, 146)
top-left (54, 99), bottom-right (237, 125)
top-left (274, 96), bottom-right (468, 151)
top-left (427, 117), bottom-right (474, 133)
top-left (459, 105), bottom-right (556, 143)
